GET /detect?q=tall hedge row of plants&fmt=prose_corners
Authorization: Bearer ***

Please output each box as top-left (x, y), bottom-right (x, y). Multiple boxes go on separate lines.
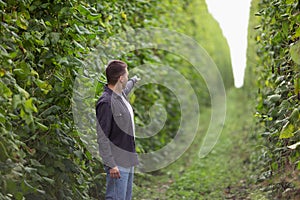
top-left (0, 0), bottom-right (232, 199)
top-left (254, 0), bottom-right (300, 196)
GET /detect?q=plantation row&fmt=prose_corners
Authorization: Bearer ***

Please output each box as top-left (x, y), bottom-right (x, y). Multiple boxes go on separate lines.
top-left (0, 0), bottom-right (232, 199)
top-left (1, 0), bottom-right (298, 199)
top-left (246, 0), bottom-right (300, 198)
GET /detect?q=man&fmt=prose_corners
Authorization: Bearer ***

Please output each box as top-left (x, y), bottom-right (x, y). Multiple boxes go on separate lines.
top-left (96, 60), bottom-right (139, 200)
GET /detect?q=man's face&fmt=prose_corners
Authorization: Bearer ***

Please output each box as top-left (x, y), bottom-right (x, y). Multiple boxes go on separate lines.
top-left (120, 68), bottom-right (129, 89)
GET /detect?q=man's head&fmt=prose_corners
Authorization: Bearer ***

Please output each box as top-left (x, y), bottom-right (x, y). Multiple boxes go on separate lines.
top-left (106, 60), bottom-right (128, 88)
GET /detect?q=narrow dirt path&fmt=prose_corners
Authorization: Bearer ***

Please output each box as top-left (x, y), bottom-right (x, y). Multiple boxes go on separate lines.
top-left (133, 88), bottom-right (258, 199)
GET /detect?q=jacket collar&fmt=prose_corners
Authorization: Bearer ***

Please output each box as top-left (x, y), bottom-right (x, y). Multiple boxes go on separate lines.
top-left (105, 85), bottom-right (125, 100)
top-left (104, 84), bottom-right (113, 95)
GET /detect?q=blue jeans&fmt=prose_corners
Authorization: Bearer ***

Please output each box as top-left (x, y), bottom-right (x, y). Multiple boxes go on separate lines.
top-left (104, 166), bottom-right (134, 200)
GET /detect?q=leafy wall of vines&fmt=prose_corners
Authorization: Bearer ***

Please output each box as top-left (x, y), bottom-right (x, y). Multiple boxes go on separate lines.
top-left (254, 0), bottom-right (300, 196)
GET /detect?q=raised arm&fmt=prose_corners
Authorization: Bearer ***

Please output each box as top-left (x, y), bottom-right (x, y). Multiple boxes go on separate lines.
top-left (123, 76), bottom-right (139, 96)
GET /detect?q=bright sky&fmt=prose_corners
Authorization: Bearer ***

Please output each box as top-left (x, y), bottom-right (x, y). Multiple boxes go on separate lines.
top-left (205, 0), bottom-right (252, 88)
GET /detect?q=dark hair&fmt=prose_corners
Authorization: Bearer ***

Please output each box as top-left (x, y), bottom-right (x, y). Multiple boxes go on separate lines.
top-left (105, 60), bottom-right (127, 85)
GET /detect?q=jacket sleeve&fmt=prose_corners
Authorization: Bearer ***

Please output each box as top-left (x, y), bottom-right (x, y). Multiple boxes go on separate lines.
top-left (96, 101), bottom-right (117, 168)
top-left (123, 77), bottom-right (137, 96)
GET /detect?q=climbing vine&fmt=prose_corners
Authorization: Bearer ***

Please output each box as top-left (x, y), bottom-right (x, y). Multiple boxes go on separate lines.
top-left (255, 0), bottom-right (300, 197)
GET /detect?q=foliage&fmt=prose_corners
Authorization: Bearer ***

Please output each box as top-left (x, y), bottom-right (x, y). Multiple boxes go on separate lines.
top-left (0, 0), bottom-right (109, 199)
top-left (253, 0), bottom-right (300, 197)
top-left (127, 0), bottom-right (233, 153)
top-left (0, 0), bottom-right (233, 198)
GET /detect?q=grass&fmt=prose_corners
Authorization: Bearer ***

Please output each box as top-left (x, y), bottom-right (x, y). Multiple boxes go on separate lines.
top-left (132, 88), bottom-right (265, 199)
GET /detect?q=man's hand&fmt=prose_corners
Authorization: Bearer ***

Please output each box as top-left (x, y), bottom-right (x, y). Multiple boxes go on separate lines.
top-left (131, 75), bottom-right (141, 83)
top-left (109, 166), bottom-right (121, 179)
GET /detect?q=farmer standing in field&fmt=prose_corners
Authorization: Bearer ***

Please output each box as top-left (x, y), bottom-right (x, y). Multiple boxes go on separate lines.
top-left (96, 60), bottom-right (139, 200)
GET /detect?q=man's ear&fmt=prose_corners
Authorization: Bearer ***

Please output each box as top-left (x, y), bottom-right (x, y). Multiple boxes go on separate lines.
top-left (119, 75), bottom-right (124, 83)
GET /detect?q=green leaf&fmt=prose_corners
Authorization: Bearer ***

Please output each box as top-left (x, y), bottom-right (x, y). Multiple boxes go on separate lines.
top-left (289, 108), bottom-right (299, 124)
top-left (23, 180), bottom-right (45, 194)
top-left (293, 27), bottom-right (300, 39)
top-left (20, 108), bottom-right (33, 124)
top-left (295, 78), bottom-right (300, 94)
top-left (279, 122), bottom-right (295, 139)
top-left (77, 4), bottom-right (90, 15)
top-left (74, 24), bottom-right (84, 34)
top-left (34, 79), bottom-right (52, 94)
top-left (43, 177), bottom-right (55, 184)
top-left (24, 166), bottom-right (37, 173)
top-left (9, 51), bottom-right (18, 59)
top-left (0, 0), bottom-right (7, 6)
top-left (73, 40), bottom-right (85, 50)
top-left (0, 141), bottom-right (9, 162)
top-left (36, 121), bottom-right (48, 131)
top-left (16, 13), bottom-right (29, 30)
top-left (267, 94), bottom-right (281, 103)
top-left (17, 86), bottom-right (30, 99)
top-left (14, 61), bottom-right (31, 78)
top-left (290, 40), bottom-right (300, 65)
top-left (12, 94), bottom-right (22, 109)
top-left (0, 68), bottom-right (6, 77)
top-left (30, 159), bottom-right (44, 167)
top-left (15, 192), bottom-right (23, 200)
top-left (24, 98), bottom-right (38, 113)
top-left (286, 0), bottom-right (295, 4)
top-left (0, 112), bottom-right (6, 123)
top-left (31, 69), bottom-right (39, 77)
top-left (0, 81), bottom-right (12, 98)
top-left (282, 22), bottom-right (289, 37)
top-left (40, 3), bottom-right (50, 9)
